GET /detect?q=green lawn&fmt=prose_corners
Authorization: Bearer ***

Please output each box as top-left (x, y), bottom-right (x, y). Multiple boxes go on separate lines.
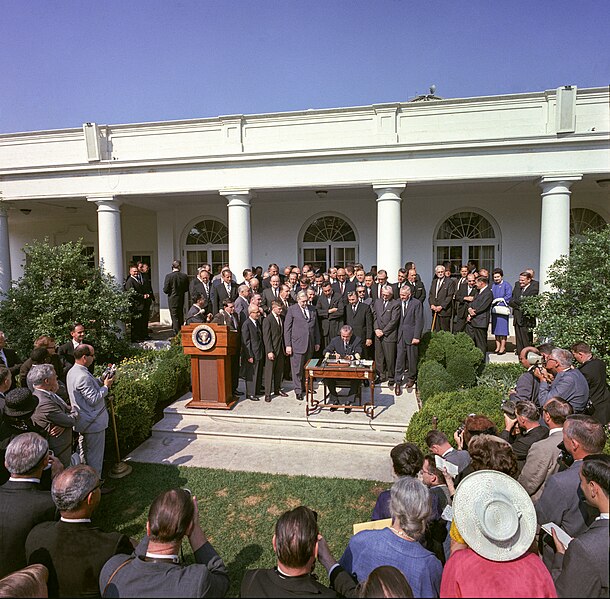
top-left (95, 462), bottom-right (386, 597)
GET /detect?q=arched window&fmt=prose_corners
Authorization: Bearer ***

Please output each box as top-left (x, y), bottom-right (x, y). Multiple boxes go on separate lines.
top-left (183, 219), bottom-right (229, 277)
top-left (301, 215), bottom-right (358, 272)
top-left (570, 208), bottom-right (607, 237)
top-left (435, 211), bottom-right (500, 275)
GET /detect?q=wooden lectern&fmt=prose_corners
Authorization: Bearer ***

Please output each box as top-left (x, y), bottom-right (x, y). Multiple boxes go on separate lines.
top-left (181, 323), bottom-right (239, 409)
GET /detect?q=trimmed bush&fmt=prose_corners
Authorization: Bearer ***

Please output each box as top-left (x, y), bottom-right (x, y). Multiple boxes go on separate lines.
top-left (477, 362), bottom-right (524, 398)
top-left (406, 386), bottom-right (504, 451)
top-left (446, 353), bottom-right (478, 389)
top-left (106, 346), bottom-right (191, 456)
top-left (417, 360), bottom-right (454, 403)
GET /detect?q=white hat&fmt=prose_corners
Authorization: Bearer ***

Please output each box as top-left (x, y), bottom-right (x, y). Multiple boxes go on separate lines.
top-left (453, 470), bottom-right (536, 562)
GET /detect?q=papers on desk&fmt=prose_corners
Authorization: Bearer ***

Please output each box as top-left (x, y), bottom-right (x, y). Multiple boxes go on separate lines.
top-left (541, 523), bottom-right (573, 549)
top-left (360, 360), bottom-right (374, 366)
top-left (434, 455), bottom-right (459, 477)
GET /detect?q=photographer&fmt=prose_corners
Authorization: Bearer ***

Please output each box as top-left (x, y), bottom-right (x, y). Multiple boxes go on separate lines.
top-left (66, 345), bottom-right (115, 484)
top-left (500, 401), bottom-right (548, 472)
top-left (509, 347), bottom-right (542, 404)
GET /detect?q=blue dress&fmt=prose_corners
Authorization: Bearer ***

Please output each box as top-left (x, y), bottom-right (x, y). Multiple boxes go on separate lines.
top-left (491, 280), bottom-right (512, 336)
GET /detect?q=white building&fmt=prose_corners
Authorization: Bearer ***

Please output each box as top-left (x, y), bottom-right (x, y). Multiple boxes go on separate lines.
top-left (0, 85), bottom-right (608, 325)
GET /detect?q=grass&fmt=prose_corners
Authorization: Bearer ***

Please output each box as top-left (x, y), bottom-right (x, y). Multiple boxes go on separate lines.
top-left (95, 462), bottom-right (386, 598)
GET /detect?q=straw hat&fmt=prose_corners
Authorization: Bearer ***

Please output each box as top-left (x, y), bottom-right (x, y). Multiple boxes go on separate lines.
top-left (453, 470), bottom-right (536, 562)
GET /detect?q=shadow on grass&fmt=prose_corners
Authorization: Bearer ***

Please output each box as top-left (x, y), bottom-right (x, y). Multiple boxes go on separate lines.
top-left (226, 544), bottom-right (264, 588)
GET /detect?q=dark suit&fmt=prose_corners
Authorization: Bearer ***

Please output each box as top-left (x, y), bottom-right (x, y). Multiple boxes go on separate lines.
top-left (331, 280), bottom-right (356, 301)
top-left (241, 567), bottom-right (340, 598)
top-left (242, 318), bottom-right (265, 397)
top-left (578, 357), bottom-right (610, 424)
top-left (499, 425), bottom-right (549, 473)
top-left (315, 293), bottom-right (345, 349)
top-left (345, 302), bottom-right (373, 349)
top-left (509, 282), bottom-right (538, 354)
top-left (536, 459), bottom-right (598, 568)
top-left (454, 280), bottom-right (477, 333)
top-left (212, 310), bottom-right (240, 394)
top-left (429, 277), bottom-right (455, 331)
top-left (466, 285), bottom-right (493, 356)
top-left (185, 303), bottom-right (207, 325)
top-left (234, 295), bottom-right (250, 320)
top-left (124, 274), bottom-right (148, 341)
top-left (0, 347), bottom-right (22, 389)
top-left (394, 297), bottom-right (424, 385)
top-left (261, 287), bottom-right (282, 313)
top-left (323, 335), bottom-right (363, 404)
top-left (211, 280), bottom-right (239, 316)
top-left (372, 298), bottom-right (400, 383)
top-left (163, 270), bottom-right (190, 335)
top-left (405, 279), bottom-right (426, 303)
top-left (26, 520), bottom-right (133, 598)
top-left (363, 284), bottom-right (377, 302)
top-left (284, 304), bottom-right (320, 396)
top-left (0, 480), bottom-right (56, 578)
top-left (189, 277), bottom-right (212, 316)
top-left (552, 519), bottom-right (609, 598)
top-left (262, 313), bottom-right (285, 396)
top-left (57, 340), bottom-right (94, 374)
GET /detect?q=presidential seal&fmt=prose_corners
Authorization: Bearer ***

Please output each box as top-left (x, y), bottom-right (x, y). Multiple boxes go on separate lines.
top-left (192, 324), bottom-right (216, 351)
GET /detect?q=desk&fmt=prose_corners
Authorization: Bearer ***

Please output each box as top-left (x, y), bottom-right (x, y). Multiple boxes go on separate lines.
top-left (305, 359), bottom-right (376, 418)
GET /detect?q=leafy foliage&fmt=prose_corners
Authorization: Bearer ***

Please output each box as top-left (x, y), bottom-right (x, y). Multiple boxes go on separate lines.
top-left (477, 362), bottom-right (524, 398)
top-left (523, 226), bottom-right (610, 371)
top-left (0, 239), bottom-right (131, 362)
top-left (406, 386), bottom-right (504, 450)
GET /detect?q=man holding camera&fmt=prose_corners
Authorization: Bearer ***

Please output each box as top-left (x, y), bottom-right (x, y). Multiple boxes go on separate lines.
top-left (66, 345), bottom-right (114, 482)
top-left (500, 401), bottom-right (548, 472)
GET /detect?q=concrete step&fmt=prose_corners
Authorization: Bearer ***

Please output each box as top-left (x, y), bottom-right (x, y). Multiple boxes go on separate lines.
top-left (152, 412), bottom-right (405, 447)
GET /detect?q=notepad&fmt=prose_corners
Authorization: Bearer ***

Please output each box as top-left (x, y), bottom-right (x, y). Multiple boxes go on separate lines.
top-left (541, 522), bottom-right (573, 549)
top-left (434, 455), bottom-right (459, 477)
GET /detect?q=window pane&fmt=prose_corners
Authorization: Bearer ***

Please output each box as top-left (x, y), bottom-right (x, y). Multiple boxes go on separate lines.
top-left (469, 245), bottom-right (495, 274)
top-left (186, 250), bottom-right (207, 277)
top-left (436, 246), bottom-right (462, 275)
top-left (211, 250), bottom-right (229, 276)
top-left (570, 208), bottom-right (606, 236)
top-left (186, 220), bottom-right (229, 245)
top-left (304, 248), bottom-right (327, 273)
top-left (304, 216), bottom-right (356, 242)
top-left (437, 212), bottom-right (495, 240)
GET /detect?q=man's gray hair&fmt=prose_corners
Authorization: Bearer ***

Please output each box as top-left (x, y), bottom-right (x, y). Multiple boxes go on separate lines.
top-left (5, 433), bottom-right (48, 475)
top-left (27, 364), bottom-right (56, 389)
top-left (551, 348), bottom-right (574, 369)
top-left (238, 284), bottom-right (249, 296)
top-left (51, 465), bottom-right (99, 512)
top-left (296, 291), bottom-right (307, 300)
top-left (340, 325), bottom-right (353, 334)
top-left (389, 476), bottom-right (431, 541)
top-left (381, 285), bottom-right (393, 294)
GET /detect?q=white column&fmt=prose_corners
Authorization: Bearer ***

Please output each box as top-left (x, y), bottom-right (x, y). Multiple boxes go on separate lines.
top-left (373, 183), bottom-right (406, 278)
top-left (221, 189), bottom-right (252, 279)
top-left (538, 176), bottom-right (581, 293)
top-left (0, 205), bottom-right (12, 295)
top-left (87, 195), bottom-right (124, 283)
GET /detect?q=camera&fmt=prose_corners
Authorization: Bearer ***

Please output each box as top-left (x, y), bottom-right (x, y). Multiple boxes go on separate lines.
top-left (102, 364), bottom-right (118, 380)
top-left (556, 441), bottom-right (574, 470)
top-left (455, 423), bottom-right (465, 436)
top-left (501, 399), bottom-right (517, 418)
top-left (526, 351), bottom-right (543, 366)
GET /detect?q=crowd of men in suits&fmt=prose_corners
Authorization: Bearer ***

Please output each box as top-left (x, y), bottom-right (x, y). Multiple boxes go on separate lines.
top-left (154, 259), bottom-right (545, 404)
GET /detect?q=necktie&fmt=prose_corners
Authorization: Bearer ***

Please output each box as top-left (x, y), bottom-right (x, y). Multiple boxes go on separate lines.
top-left (340, 283), bottom-right (344, 294)
top-left (302, 308), bottom-right (309, 321)
top-left (402, 301), bottom-right (407, 317)
top-left (352, 304), bottom-right (357, 314)
top-left (225, 283), bottom-right (231, 295)
top-left (437, 279), bottom-right (442, 295)
top-left (276, 315), bottom-right (282, 330)
top-left (383, 301), bottom-right (387, 310)
top-left (344, 341), bottom-right (348, 353)
top-left (0, 351), bottom-right (6, 367)
top-left (274, 288), bottom-right (278, 298)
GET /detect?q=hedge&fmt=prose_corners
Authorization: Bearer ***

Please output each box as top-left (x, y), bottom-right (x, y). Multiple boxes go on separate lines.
top-left (405, 386), bottom-right (504, 450)
top-left (477, 362), bottom-right (524, 398)
top-left (416, 331), bottom-right (484, 403)
top-left (106, 344), bottom-right (191, 455)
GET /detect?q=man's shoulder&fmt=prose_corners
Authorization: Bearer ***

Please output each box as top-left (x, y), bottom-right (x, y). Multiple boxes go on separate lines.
top-left (242, 568), bottom-right (335, 598)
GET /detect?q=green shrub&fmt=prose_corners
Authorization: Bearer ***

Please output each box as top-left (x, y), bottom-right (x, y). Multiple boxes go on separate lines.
top-left (107, 346), bottom-right (192, 456)
top-left (417, 360), bottom-right (454, 403)
top-left (477, 362), bottom-right (524, 398)
top-left (0, 239), bottom-right (132, 363)
top-left (446, 354), bottom-right (478, 389)
top-left (406, 386), bottom-right (504, 450)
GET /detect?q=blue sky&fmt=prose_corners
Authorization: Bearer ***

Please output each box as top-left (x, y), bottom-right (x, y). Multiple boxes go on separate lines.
top-left (1, 0), bottom-right (609, 133)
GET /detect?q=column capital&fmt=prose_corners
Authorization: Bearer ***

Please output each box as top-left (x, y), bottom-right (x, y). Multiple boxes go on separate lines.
top-left (539, 175), bottom-right (582, 192)
top-left (372, 183), bottom-right (406, 200)
top-left (219, 189), bottom-right (252, 206)
top-left (86, 195), bottom-right (122, 211)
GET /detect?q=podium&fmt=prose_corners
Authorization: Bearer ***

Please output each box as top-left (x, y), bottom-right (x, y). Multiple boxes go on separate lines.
top-left (181, 323), bottom-right (239, 409)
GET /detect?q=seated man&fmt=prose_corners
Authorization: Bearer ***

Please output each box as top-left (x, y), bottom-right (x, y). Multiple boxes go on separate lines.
top-left (0, 433), bottom-right (57, 579)
top-left (322, 325), bottom-right (363, 414)
top-left (100, 488), bottom-right (228, 598)
top-left (26, 465), bottom-right (134, 598)
top-left (185, 293), bottom-right (210, 325)
top-left (241, 506), bottom-right (353, 598)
